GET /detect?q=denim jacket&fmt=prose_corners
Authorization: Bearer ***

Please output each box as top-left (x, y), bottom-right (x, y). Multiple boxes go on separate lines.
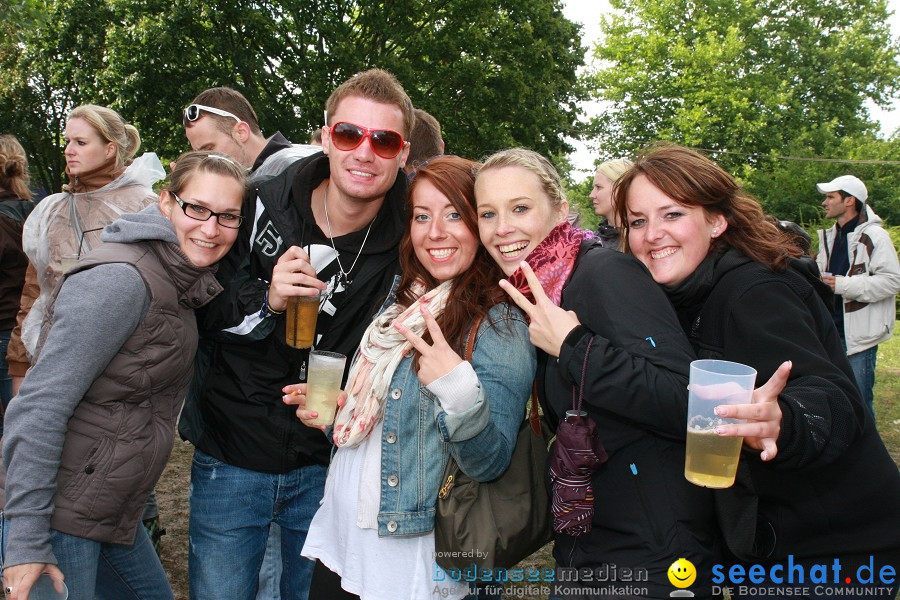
top-left (376, 302), bottom-right (535, 537)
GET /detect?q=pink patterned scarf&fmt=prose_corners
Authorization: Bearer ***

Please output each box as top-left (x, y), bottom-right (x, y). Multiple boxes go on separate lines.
top-left (507, 222), bottom-right (594, 307)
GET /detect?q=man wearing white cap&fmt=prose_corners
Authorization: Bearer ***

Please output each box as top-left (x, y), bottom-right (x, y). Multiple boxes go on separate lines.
top-left (816, 175), bottom-right (900, 414)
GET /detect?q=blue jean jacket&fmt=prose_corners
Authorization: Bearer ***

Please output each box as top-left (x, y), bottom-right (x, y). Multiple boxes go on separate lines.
top-left (376, 302), bottom-right (535, 537)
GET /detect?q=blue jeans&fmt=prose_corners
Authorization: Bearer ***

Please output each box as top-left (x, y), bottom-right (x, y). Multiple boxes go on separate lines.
top-left (188, 449), bottom-right (326, 600)
top-left (848, 345), bottom-right (877, 415)
top-left (0, 516), bottom-right (172, 599)
top-left (257, 523), bottom-right (282, 600)
top-left (0, 330), bottom-right (12, 436)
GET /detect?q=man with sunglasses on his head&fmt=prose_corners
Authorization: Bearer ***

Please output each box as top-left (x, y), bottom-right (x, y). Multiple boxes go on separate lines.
top-left (183, 70), bottom-right (413, 600)
top-left (181, 86), bottom-right (320, 600)
top-left (185, 87), bottom-right (282, 170)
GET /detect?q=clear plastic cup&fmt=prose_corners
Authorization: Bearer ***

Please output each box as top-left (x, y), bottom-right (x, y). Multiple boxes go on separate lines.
top-left (304, 351), bottom-right (347, 427)
top-left (684, 359), bottom-right (757, 489)
top-left (3, 574), bottom-right (69, 599)
top-left (285, 291), bottom-right (325, 349)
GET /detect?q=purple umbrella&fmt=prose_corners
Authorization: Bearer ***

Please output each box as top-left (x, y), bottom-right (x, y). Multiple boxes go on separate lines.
top-left (548, 337), bottom-right (608, 536)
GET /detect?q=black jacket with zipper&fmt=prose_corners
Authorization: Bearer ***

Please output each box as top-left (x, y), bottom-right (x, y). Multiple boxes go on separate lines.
top-left (674, 248), bottom-right (900, 566)
top-left (183, 153), bottom-right (405, 473)
top-left (540, 240), bottom-right (721, 599)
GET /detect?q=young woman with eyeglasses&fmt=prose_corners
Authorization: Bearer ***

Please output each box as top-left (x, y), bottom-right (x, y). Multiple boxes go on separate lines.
top-left (7, 105), bottom-right (164, 396)
top-left (1, 151), bottom-right (246, 600)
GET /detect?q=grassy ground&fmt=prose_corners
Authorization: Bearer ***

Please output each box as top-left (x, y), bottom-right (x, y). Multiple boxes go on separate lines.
top-left (156, 333), bottom-right (900, 599)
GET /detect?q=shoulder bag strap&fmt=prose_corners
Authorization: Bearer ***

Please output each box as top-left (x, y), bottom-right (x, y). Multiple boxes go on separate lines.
top-left (464, 314), bottom-right (486, 361)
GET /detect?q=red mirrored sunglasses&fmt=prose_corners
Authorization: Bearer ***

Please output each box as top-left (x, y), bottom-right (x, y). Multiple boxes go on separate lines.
top-left (329, 122), bottom-right (406, 159)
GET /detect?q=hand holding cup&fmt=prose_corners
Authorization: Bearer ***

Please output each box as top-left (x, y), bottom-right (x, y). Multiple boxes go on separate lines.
top-left (283, 382), bottom-right (348, 430)
top-left (269, 246), bottom-right (326, 312)
top-left (711, 360), bottom-right (791, 461)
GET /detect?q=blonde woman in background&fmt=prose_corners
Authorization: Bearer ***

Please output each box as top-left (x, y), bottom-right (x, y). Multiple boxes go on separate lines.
top-left (6, 105), bottom-right (164, 395)
top-left (589, 158), bottom-right (632, 250)
top-left (0, 135), bottom-right (35, 423)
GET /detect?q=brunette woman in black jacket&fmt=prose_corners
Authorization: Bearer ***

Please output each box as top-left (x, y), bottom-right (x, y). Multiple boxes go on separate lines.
top-left (616, 144), bottom-right (900, 600)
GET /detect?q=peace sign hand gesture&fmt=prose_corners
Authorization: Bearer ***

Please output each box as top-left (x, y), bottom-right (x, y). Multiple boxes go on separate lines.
top-left (499, 261), bottom-right (580, 357)
top-left (394, 304), bottom-right (463, 386)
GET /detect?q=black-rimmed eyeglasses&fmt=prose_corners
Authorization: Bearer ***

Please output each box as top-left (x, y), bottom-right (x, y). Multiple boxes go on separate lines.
top-left (183, 104), bottom-right (242, 127)
top-left (171, 192), bottom-right (244, 228)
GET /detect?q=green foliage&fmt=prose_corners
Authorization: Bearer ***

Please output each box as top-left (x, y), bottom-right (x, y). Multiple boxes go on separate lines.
top-left (1, 0), bottom-right (585, 193)
top-left (1, 0), bottom-right (120, 192)
top-left (874, 331), bottom-right (900, 464)
top-left (585, 0), bottom-right (900, 178)
top-left (743, 130), bottom-right (900, 227)
top-left (564, 173), bottom-right (600, 231)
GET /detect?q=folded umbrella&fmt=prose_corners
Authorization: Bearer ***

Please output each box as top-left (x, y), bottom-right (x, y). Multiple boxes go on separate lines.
top-left (548, 336), bottom-right (608, 536)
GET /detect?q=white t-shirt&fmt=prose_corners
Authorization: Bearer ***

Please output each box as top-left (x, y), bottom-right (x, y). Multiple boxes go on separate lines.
top-left (302, 420), bottom-right (468, 600)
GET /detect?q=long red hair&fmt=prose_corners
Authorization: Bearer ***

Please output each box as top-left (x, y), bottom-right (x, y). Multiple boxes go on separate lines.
top-left (396, 156), bottom-right (506, 354)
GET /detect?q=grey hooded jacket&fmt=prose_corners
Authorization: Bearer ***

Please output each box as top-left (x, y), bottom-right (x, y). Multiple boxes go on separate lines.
top-left (2, 204), bottom-right (222, 567)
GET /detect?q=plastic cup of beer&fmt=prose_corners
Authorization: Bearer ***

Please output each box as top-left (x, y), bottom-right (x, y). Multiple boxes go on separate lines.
top-left (305, 351), bottom-right (347, 428)
top-left (684, 359), bottom-right (757, 489)
top-left (59, 254), bottom-right (79, 273)
top-left (285, 291), bottom-right (324, 349)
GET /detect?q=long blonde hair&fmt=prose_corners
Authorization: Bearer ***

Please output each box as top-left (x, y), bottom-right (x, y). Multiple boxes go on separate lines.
top-left (596, 158), bottom-right (632, 183)
top-left (477, 147), bottom-right (568, 210)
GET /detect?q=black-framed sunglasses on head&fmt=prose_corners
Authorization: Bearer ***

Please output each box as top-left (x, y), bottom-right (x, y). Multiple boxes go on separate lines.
top-left (171, 192), bottom-right (243, 228)
top-left (329, 122), bottom-right (406, 159)
top-left (183, 104), bottom-right (242, 127)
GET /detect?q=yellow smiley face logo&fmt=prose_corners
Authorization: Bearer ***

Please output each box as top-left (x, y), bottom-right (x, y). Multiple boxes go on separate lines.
top-left (668, 558), bottom-right (697, 588)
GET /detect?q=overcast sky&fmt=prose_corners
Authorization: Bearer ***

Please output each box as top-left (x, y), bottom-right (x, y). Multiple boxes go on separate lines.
top-left (561, 0), bottom-right (900, 175)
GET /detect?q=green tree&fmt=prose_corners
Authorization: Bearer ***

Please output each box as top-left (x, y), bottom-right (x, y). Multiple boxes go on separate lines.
top-left (745, 128), bottom-right (900, 226)
top-left (585, 0), bottom-right (900, 180)
top-left (564, 172), bottom-right (600, 232)
top-left (2, 0), bottom-right (585, 193)
top-left (0, 0), bottom-right (120, 192)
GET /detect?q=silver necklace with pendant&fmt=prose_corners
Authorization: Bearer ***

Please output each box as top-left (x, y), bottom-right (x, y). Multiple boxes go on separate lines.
top-left (322, 183), bottom-right (375, 288)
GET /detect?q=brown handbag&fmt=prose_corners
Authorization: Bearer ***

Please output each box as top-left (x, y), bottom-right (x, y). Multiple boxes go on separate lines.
top-left (433, 315), bottom-right (553, 571)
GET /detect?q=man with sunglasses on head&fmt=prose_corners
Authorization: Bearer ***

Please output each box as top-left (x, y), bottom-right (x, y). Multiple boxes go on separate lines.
top-left (183, 70), bottom-right (413, 600)
top-left (185, 87), bottom-right (280, 170)
top-left (181, 86), bottom-right (320, 600)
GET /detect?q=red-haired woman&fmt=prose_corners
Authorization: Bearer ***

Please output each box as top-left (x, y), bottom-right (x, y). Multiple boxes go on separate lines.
top-left (284, 156), bottom-right (535, 600)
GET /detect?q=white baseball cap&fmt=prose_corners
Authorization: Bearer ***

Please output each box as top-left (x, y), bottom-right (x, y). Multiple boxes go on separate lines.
top-left (816, 175), bottom-right (868, 203)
